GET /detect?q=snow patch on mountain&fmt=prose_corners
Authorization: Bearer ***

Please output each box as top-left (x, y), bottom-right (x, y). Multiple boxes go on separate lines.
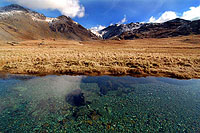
top-left (0, 10), bottom-right (23, 18)
top-left (90, 25), bottom-right (106, 37)
top-left (44, 17), bottom-right (58, 23)
top-left (72, 20), bottom-right (79, 25)
top-left (0, 7), bottom-right (57, 23)
top-left (0, 4), bottom-right (46, 22)
top-left (99, 22), bottom-right (144, 39)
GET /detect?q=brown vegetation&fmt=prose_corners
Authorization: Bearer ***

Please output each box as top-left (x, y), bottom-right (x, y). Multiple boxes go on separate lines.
top-left (0, 35), bottom-right (200, 79)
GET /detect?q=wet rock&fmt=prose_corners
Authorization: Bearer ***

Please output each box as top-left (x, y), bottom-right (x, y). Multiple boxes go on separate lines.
top-left (86, 120), bottom-right (93, 125)
top-left (106, 123), bottom-right (112, 130)
top-left (106, 107), bottom-right (112, 115)
top-left (88, 110), bottom-right (101, 120)
top-left (42, 123), bottom-right (50, 128)
top-left (72, 107), bottom-right (90, 121)
top-left (58, 118), bottom-right (68, 125)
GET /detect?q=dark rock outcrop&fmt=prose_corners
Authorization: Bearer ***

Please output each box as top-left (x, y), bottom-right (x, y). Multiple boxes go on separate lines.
top-left (191, 20), bottom-right (200, 34)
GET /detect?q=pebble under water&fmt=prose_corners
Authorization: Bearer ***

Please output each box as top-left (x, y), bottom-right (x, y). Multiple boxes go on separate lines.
top-left (0, 74), bottom-right (200, 132)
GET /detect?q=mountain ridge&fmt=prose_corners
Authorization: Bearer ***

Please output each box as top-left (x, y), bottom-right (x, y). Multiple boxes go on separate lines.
top-left (0, 4), bottom-right (199, 41)
top-left (0, 4), bottom-right (30, 12)
top-left (0, 4), bottom-right (98, 41)
top-left (98, 18), bottom-right (200, 40)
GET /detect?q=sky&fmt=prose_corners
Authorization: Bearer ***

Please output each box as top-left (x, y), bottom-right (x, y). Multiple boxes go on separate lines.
top-left (0, 0), bottom-right (200, 30)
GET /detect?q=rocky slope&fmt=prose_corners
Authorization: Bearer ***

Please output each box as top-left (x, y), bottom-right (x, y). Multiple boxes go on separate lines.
top-left (0, 4), bottom-right (98, 41)
top-left (99, 23), bottom-right (143, 39)
top-left (49, 15), bottom-right (97, 40)
top-left (99, 18), bottom-right (200, 40)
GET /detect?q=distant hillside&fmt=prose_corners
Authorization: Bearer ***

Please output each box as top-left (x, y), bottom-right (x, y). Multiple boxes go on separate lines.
top-left (98, 18), bottom-right (200, 40)
top-left (0, 4), bottom-right (98, 41)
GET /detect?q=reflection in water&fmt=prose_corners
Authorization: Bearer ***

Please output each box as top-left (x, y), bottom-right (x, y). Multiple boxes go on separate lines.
top-left (0, 75), bottom-right (200, 132)
top-left (82, 76), bottom-right (157, 95)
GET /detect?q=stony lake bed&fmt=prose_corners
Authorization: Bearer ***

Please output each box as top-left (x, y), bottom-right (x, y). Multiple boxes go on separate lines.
top-left (0, 74), bottom-right (200, 132)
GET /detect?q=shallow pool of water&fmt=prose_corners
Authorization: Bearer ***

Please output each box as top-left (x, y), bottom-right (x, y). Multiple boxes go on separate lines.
top-left (0, 74), bottom-right (200, 132)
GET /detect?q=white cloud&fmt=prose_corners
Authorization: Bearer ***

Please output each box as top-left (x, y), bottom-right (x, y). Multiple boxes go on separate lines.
top-left (149, 16), bottom-right (156, 23)
top-left (7, 0), bottom-right (85, 18)
top-left (117, 15), bottom-right (127, 24)
top-left (90, 25), bottom-right (106, 37)
top-left (149, 5), bottom-right (200, 23)
top-left (90, 25), bottom-right (106, 35)
top-left (181, 5), bottom-right (200, 20)
top-left (149, 11), bottom-right (177, 23)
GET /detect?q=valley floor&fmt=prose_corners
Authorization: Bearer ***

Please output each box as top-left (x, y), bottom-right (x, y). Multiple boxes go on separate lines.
top-left (0, 35), bottom-right (200, 79)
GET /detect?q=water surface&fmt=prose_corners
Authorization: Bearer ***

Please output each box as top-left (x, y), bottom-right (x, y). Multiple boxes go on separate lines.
top-left (0, 75), bottom-right (200, 132)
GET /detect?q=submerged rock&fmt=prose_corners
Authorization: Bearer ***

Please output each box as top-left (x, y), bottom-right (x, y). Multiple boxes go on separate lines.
top-left (88, 110), bottom-right (101, 120)
top-left (65, 89), bottom-right (86, 107)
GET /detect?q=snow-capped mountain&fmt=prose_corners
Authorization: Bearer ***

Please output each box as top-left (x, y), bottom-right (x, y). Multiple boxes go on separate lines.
top-left (0, 4), bottom-right (46, 20)
top-left (0, 4), bottom-right (29, 12)
top-left (0, 4), bottom-right (98, 41)
top-left (98, 18), bottom-right (200, 40)
top-left (98, 22), bottom-right (144, 39)
top-left (0, 4), bottom-right (199, 41)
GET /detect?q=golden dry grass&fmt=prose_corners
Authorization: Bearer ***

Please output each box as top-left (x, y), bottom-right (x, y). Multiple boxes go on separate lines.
top-left (0, 35), bottom-right (200, 79)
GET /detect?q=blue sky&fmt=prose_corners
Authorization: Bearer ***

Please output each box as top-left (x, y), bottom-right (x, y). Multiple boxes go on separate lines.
top-left (0, 0), bottom-right (200, 29)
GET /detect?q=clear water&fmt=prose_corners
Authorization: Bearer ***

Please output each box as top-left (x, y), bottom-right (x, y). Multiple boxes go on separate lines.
top-left (0, 74), bottom-right (200, 132)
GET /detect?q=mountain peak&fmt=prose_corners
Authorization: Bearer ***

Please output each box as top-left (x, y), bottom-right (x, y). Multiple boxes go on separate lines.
top-left (165, 18), bottom-right (191, 23)
top-left (0, 4), bottom-right (46, 20)
top-left (57, 15), bottom-right (72, 20)
top-left (0, 4), bottom-right (30, 12)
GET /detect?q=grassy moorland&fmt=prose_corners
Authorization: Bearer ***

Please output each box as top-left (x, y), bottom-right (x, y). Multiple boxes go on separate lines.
top-left (0, 35), bottom-right (200, 79)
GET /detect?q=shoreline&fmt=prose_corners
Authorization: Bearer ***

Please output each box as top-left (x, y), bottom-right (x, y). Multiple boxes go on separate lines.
top-left (0, 35), bottom-right (200, 80)
top-left (0, 67), bottom-right (196, 80)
